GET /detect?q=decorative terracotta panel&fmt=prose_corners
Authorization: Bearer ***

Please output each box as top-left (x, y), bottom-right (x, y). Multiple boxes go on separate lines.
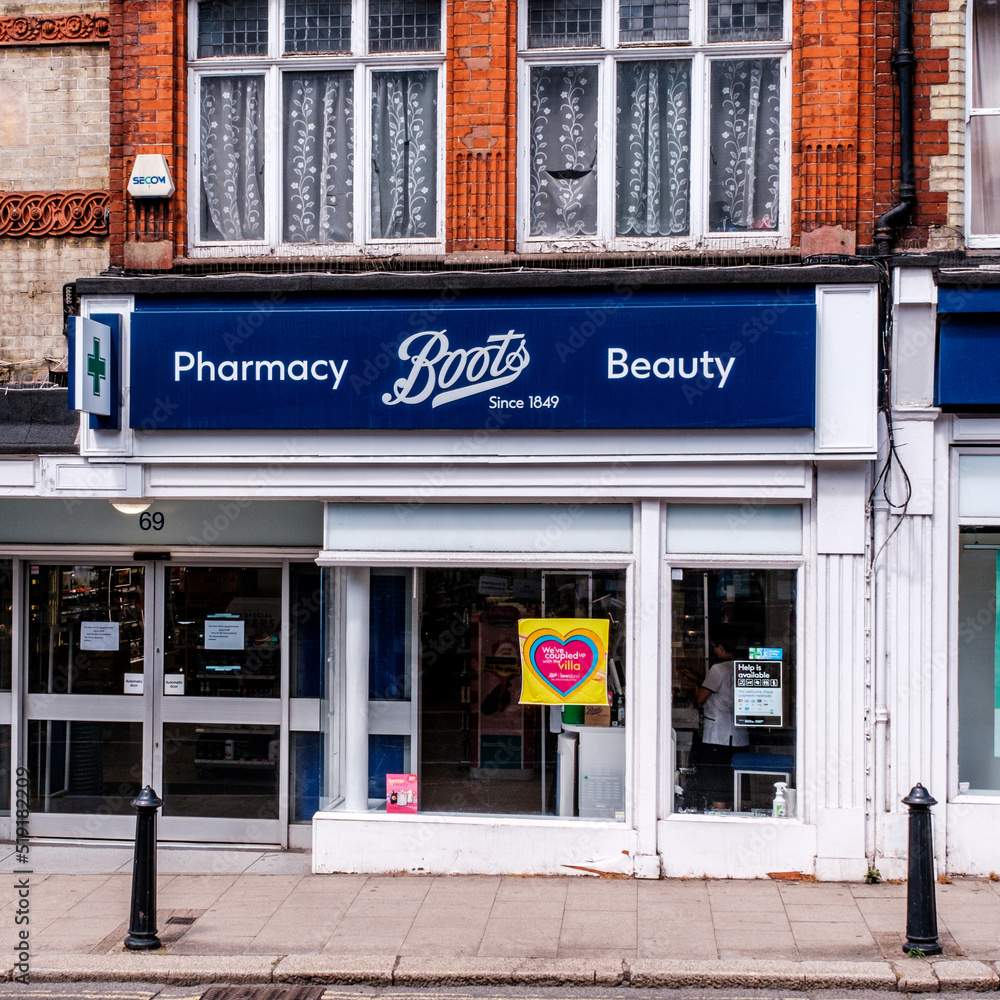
top-left (0, 191), bottom-right (109, 237)
top-left (0, 13), bottom-right (110, 45)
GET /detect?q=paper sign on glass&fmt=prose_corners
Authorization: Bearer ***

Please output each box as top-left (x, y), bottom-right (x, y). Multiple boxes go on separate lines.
top-left (518, 617), bottom-right (609, 705)
top-left (164, 674), bottom-right (185, 695)
top-left (734, 659), bottom-right (783, 727)
top-left (124, 673), bottom-right (144, 694)
top-left (386, 774), bottom-right (418, 813)
top-left (204, 620), bottom-right (245, 650)
top-left (80, 621), bottom-right (120, 651)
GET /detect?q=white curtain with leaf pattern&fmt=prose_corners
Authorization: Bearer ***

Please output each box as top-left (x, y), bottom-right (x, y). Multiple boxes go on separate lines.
top-left (283, 72), bottom-right (354, 243)
top-left (615, 60), bottom-right (691, 237)
top-left (370, 70), bottom-right (437, 239)
top-left (709, 59), bottom-right (781, 231)
top-left (199, 75), bottom-right (265, 241)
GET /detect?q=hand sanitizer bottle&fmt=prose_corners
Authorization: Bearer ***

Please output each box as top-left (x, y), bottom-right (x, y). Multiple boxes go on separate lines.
top-left (772, 781), bottom-right (787, 818)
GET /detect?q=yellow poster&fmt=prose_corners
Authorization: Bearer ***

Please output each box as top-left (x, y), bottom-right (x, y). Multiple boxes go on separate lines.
top-left (518, 617), bottom-right (609, 705)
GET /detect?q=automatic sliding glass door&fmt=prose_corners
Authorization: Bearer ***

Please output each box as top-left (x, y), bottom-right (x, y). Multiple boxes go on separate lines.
top-left (24, 563), bottom-right (148, 838)
top-left (154, 564), bottom-right (285, 843)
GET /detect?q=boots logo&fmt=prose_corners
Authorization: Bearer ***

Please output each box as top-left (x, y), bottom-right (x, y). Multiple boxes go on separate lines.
top-left (382, 330), bottom-right (530, 409)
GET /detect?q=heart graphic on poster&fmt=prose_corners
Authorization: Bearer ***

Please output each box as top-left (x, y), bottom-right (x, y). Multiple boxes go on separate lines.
top-left (527, 631), bottom-right (601, 697)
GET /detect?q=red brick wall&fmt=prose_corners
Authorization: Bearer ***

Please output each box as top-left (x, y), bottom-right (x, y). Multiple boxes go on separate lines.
top-left (110, 0), bottom-right (185, 266)
top-left (447, 0), bottom-right (517, 252)
top-left (108, 0), bottom-right (953, 259)
top-left (869, 0), bottom-right (951, 250)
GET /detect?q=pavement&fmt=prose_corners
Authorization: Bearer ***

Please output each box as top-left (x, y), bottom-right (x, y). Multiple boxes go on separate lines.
top-left (1, 843), bottom-right (1000, 991)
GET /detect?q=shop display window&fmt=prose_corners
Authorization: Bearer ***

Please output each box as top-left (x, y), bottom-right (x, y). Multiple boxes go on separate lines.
top-left (957, 527), bottom-right (1000, 792)
top-left (327, 565), bottom-right (628, 819)
top-left (670, 567), bottom-right (797, 816)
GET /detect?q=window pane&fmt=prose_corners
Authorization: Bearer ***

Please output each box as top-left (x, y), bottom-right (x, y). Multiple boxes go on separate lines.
top-left (285, 0), bottom-right (352, 52)
top-left (619, 0), bottom-right (688, 43)
top-left (197, 0), bottom-right (268, 57)
top-left (527, 0), bottom-right (602, 47)
top-left (27, 721), bottom-right (142, 814)
top-left (0, 560), bottom-right (11, 691)
top-left (709, 59), bottom-right (780, 232)
top-left (370, 572), bottom-right (410, 699)
top-left (529, 65), bottom-right (599, 237)
top-left (616, 60), bottom-right (691, 236)
top-left (200, 76), bottom-right (265, 242)
top-left (969, 116), bottom-right (1000, 237)
top-left (284, 72), bottom-right (355, 244)
top-left (972, 0), bottom-right (1000, 109)
top-left (418, 568), bottom-right (626, 817)
top-left (708, 0), bottom-right (782, 41)
top-left (27, 566), bottom-right (144, 696)
top-left (371, 70), bottom-right (438, 238)
top-left (290, 562), bottom-right (324, 698)
top-left (164, 566), bottom-right (281, 699)
top-left (162, 723), bottom-right (279, 819)
top-left (368, 0), bottom-right (441, 52)
top-left (671, 568), bottom-right (797, 816)
top-left (667, 504), bottom-right (802, 554)
top-left (958, 529), bottom-right (1000, 792)
top-left (291, 731), bottom-right (324, 821)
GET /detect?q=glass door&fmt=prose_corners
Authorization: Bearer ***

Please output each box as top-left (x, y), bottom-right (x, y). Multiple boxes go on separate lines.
top-left (23, 560), bottom-right (289, 844)
top-left (154, 564), bottom-right (285, 843)
top-left (24, 563), bottom-right (149, 838)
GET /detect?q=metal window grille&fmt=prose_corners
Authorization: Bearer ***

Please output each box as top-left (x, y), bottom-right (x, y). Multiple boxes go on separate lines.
top-left (619, 0), bottom-right (688, 42)
top-left (707, 0), bottom-right (782, 41)
top-left (368, 0), bottom-right (441, 52)
top-left (197, 0), bottom-right (269, 56)
top-left (285, 0), bottom-right (352, 52)
top-left (527, 0), bottom-right (602, 48)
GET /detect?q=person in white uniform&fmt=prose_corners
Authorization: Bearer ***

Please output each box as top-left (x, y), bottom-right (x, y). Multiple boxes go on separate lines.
top-left (680, 633), bottom-right (748, 810)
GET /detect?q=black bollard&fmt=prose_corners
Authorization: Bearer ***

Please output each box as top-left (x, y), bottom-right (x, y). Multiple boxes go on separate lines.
top-left (124, 785), bottom-right (163, 951)
top-left (902, 783), bottom-right (942, 955)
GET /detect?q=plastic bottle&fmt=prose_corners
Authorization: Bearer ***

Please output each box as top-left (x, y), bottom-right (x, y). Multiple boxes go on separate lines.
top-left (772, 781), bottom-right (788, 818)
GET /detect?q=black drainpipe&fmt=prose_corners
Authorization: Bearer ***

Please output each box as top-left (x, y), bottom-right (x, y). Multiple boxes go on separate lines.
top-left (873, 0), bottom-right (917, 255)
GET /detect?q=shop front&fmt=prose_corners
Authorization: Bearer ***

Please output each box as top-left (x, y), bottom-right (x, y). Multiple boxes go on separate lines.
top-left (0, 267), bottom-right (879, 876)
top-left (929, 275), bottom-right (1000, 873)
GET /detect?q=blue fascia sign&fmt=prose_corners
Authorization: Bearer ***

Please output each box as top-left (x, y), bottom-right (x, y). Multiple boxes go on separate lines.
top-left (937, 288), bottom-right (1000, 407)
top-left (129, 289), bottom-right (817, 430)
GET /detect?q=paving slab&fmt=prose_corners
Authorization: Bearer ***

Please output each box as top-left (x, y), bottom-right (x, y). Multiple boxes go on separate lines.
top-left (929, 958), bottom-right (999, 991)
top-left (274, 953), bottom-right (396, 984)
top-left (890, 957), bottom-right (941, 992)
top-left (29, 953), bottom-right (282, 984)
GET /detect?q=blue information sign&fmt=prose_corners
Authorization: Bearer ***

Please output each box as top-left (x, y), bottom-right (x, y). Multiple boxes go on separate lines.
top-left (128, 289), bottom-right (816, 430)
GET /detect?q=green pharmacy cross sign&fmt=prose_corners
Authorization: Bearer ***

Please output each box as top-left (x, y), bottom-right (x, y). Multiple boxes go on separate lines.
top-left (71, 317), bottom-right (112, 417)
top-left (87, 337), bottom-right (106, 396)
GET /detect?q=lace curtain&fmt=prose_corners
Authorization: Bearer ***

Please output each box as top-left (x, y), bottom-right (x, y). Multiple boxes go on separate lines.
top-left (529, 65), bottom-right (599, 237)
top-left (708, 59), bottom-right (780, 231)
top-left (616, 60), bottom-right (691, 237)
top-left (283, 72), bottom-right (354, 243)
top-left (970, 0), bottom-right (1000, 236)
top-left (200, 70), bottom-right (436, 243)
top-left (200, 76), bottom-right (265, 241)
top-left (371, 70), bottom-right (437, 239)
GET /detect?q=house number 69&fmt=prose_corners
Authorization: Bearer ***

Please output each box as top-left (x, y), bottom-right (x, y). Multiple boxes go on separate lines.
top-left (139, 512), bottom-right (164, 530)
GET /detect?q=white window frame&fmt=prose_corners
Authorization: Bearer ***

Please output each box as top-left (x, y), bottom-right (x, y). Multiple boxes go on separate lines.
top-left (188, 0), bottom-right (447, 257)
top-left (663, 555), bottom-right (804, 820)
top-left (516, 0), bottom-right (791, 253)
top-left (966, 0), bottom-right (1000, 249)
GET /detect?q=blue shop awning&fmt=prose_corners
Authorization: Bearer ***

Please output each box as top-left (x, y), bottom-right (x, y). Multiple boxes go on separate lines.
top-left (937, 290), bottom-right (1000, 406)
